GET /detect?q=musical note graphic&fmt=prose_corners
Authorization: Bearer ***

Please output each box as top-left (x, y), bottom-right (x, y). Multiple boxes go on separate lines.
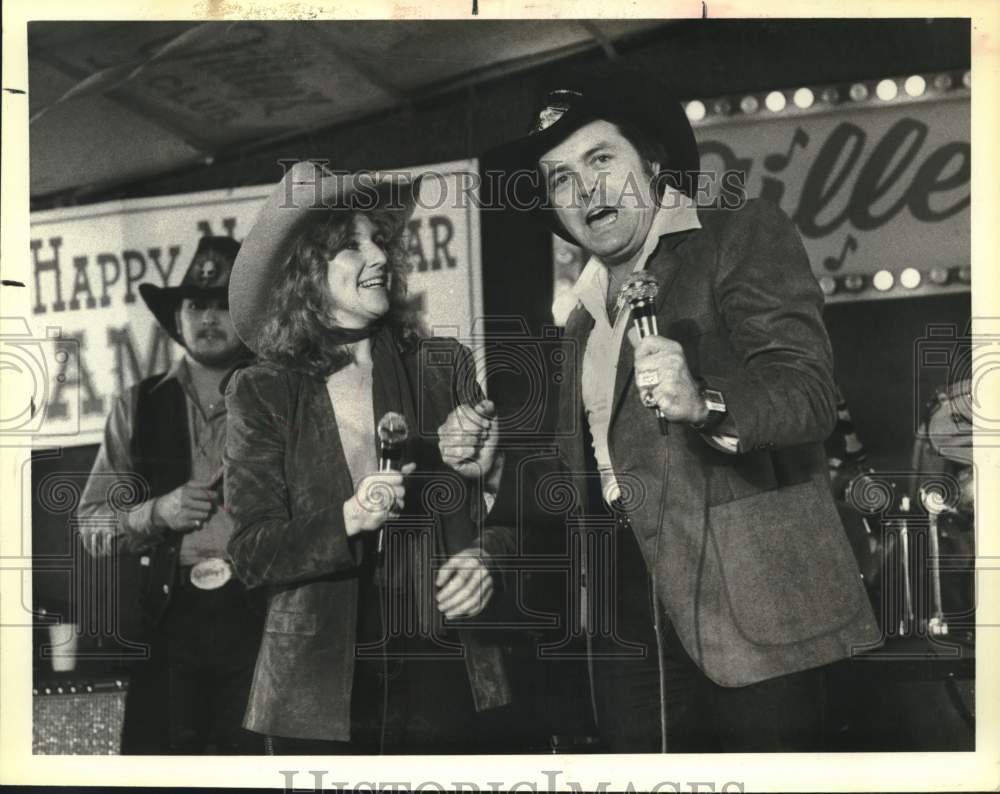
top-left (764, 128), bottom-right (810, 172)
top-left (823, 234), bottom-right (858, 271)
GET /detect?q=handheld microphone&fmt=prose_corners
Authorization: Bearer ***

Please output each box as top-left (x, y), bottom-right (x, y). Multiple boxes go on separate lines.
top-left (376, 412), bottom-right (409, 553)
top-left (377, 411), bottom-right (408, 472)
top-left (618, 273), bottom-right (669, 436)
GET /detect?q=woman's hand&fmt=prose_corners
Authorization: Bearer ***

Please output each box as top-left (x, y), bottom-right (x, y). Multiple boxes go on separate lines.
top-left (435, 547), bottom-right (495, 619)
top-left (438, 399), bottom-right (499, 479)
top-left (343, 462), bottom-right (416, 536)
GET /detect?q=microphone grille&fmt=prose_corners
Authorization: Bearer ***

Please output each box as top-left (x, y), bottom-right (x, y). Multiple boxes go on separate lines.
top-left (616, 273), bottom-right (659, 312)
top-left (377, 411), bottom-right (409, 445)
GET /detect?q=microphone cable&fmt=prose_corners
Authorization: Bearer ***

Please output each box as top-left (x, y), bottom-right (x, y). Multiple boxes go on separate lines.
top-left (649, 435), bottom-right (671, 754)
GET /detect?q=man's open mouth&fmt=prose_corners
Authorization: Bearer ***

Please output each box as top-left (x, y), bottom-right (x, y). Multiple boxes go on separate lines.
top-left (586, 207), bottom-right (618, 228)
top-left (358, 275), bottom-right (388, 289)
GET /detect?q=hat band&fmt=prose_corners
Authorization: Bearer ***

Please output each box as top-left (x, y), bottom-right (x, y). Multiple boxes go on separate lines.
top-left (532, 89), bottom-right (583, 133)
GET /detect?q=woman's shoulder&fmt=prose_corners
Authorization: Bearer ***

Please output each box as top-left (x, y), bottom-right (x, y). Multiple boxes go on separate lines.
top-left (226, 360), bottom-right (311, 404)
top-left (404, 335), bottom-right (475, 371)
top-left (408, 336), bottom-right (481, 404)
top-left (409, 335), bottom-right (469, 356)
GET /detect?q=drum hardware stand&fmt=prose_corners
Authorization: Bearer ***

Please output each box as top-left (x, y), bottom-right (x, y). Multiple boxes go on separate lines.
top-left (919, 486), bottom-right (949, 637)
top-left (898, 496), bottom-right (916, 634)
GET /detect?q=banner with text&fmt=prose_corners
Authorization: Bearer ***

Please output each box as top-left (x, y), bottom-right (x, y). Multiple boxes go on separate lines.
top-left (696, 89), bottom-right (970, 300)
top-left (24, 159), bottom-right (483, 448)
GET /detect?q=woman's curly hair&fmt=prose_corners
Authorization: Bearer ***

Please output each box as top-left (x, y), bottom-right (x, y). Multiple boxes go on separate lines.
top-left (255, 209), bottom-right (423, 379)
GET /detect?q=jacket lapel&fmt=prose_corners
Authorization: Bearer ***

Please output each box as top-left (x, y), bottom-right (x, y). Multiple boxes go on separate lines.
top-left (304, 375), bottom-right (357, 502)
top-left (557, 305), bottom-right (593, 471)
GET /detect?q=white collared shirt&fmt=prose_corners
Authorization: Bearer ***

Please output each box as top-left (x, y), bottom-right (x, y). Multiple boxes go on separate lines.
top-left (571, 188), bottom-right (735, 504)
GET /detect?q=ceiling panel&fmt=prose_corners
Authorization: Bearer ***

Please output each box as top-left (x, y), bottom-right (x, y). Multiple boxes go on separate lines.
top-left (27, 20), bottom-right (669, 198)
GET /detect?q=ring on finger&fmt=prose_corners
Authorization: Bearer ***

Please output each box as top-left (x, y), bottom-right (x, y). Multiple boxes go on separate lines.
top-left (641, 388), bottom-right (657, 407)
top-left (636, 369), bottom-right (660, 388)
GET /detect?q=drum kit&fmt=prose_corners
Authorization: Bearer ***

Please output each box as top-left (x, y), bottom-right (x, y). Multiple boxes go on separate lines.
top-left (836, 378), bottom-right (975, 645)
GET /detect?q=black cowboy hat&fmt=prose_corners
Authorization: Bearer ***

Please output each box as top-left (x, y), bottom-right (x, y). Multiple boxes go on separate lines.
top-left (489, 73), bottom-right (701, 245)
top-left (138, 236), bottom-right (241, 346)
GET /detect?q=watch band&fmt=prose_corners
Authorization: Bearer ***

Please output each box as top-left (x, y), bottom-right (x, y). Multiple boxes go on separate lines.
top-left (691, 384), bottom-right (727, 431)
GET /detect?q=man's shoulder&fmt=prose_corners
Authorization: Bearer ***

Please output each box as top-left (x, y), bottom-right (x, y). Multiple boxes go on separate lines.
top-left (125, 370), bottom-right (177, 400)
top-left (108, 370), bottom-right (184, 437)
top-left (695, 197), bottom-right (794, 239)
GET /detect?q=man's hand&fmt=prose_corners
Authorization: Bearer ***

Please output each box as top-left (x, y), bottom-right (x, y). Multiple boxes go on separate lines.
top-left (152, 480), bottom-right (218, 532)
top-left (82, 527), bottom-right (117, 557)
top-left (438, 399), bottom-right (499, 479)
top-left (631, 334), bottom-right (709, 424)
top-left (343, 462), bottom-right (417, 536)
top-left (435, 547), bottom-right (495, 619)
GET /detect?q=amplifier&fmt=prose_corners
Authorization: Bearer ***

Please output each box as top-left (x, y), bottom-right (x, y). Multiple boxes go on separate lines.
top-left (33, 679), bottom-right (126, 755)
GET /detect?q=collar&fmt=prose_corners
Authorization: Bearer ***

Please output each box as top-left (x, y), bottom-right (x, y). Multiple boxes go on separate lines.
top-left (569, 187), bottom-right (701, 323)
top-left (152, 355), bottom-right (231, 418)
top-left (149, 355), bottom-right (191, 392)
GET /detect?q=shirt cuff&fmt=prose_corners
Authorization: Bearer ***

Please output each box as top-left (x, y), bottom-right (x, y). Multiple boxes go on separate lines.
top-left (702, 432), bottom-right (740, 454)
top-left (122, 499), bottom-right (163, 541)
top-left (697, 404), bottom-right (740, 455)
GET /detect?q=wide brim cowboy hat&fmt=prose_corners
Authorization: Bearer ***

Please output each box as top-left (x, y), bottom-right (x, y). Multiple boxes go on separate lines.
top-left (138, 235), bottom-right (241, 346)
top-left (229, 161), bottom-right (422, 354)
top-left (488, 73), bottom-right (701, 245)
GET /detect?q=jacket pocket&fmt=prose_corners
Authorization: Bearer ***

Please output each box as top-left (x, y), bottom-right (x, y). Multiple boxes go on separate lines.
top-left (704, 448), bottom-right (778, 506)
top-left (265, 609), bottom-right (318, 636)
top-left (708, 480), bottom-right (867, 646)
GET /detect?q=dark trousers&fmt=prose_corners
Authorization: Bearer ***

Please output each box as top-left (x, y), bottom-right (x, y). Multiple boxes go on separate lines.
top-left (120, 572), bottom-right (265, 754)
top-left (266, 649), bottom-right (481, 756)
top-left (590, 516), bottom-right (826, 753)
top-left (267, 537), bottom-right (482, 755)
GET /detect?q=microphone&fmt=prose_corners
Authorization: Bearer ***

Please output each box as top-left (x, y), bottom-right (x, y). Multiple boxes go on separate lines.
top-left (376, 412), bottom-right (409, 554)
top-left (618, 273), bottom-right (669, 436)
top-left (377, 411), bottom-right (409, 472)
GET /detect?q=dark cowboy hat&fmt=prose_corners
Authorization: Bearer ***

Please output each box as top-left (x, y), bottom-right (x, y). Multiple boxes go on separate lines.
top-left (489, 73), bottom-right (701, 245)
top-left (229, 161), bottom-right (422, 354)
top-left (138, 236), bottom-right (241, 346)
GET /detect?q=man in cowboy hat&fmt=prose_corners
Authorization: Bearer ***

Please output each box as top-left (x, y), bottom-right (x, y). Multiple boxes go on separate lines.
top-left (77, 236), bottom-right (264, 754)
top-left (491, 73), bottom-right (880, 752)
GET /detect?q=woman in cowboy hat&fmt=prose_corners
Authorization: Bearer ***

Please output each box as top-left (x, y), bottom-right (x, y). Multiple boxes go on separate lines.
top-left (223, 162), bottom-right (511, 754)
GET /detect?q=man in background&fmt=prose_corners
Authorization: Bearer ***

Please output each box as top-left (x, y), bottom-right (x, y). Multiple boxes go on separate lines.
top-left (77, 236), bottom-right (263, 754)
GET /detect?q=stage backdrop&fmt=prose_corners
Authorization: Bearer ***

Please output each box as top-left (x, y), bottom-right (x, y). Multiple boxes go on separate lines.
top-left (26, 159), bottom-right (483, 448)
top-left (553, 73), bottom-right (970, 323)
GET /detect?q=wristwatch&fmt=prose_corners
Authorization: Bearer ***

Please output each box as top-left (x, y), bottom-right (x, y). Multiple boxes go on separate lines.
top-left (691, 384), bottom-right (727, 432)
